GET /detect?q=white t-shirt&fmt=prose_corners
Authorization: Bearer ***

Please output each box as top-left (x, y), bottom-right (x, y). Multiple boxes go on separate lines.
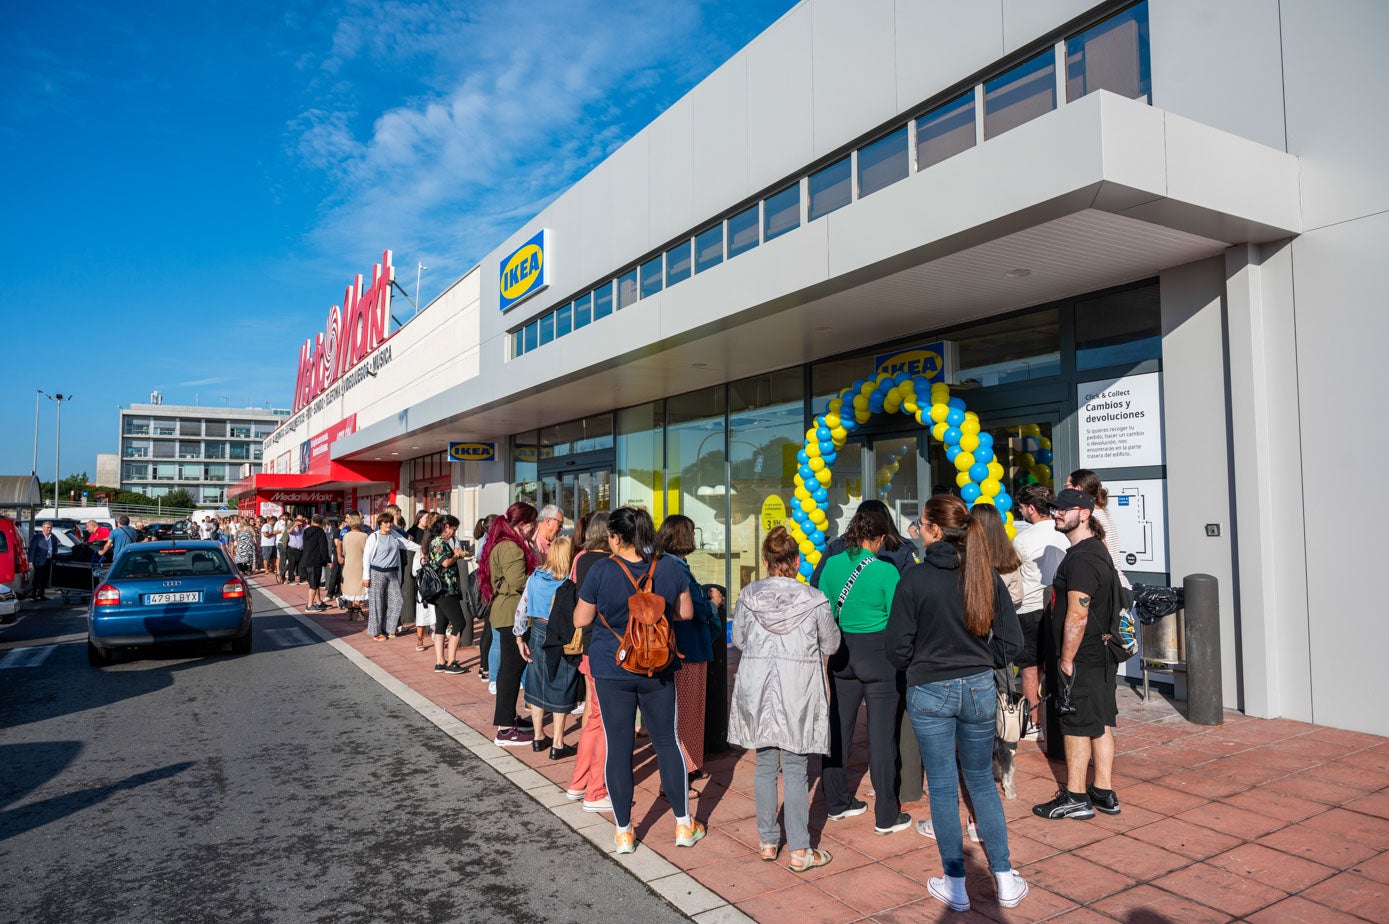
top-left (199, 521), bottom-right (215, 540)
top-left (260, 522), bottom-right (275, 545)
top-left (1012, 518), bottom-right (1070, 614)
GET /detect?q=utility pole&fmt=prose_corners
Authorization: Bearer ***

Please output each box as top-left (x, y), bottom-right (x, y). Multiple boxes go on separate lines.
top-left (32, 390), bottom-right (42, 476)
top-left (416, 262), bottom-right (427, 315)
top-left (54, 394), bottom-right (71, 510)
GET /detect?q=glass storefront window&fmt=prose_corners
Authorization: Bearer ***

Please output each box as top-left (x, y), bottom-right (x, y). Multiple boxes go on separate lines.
top-left (1075, 283), bottom-right (1161, 370)
top-left (954, 308), bottom-right (1061, 386)
top-left (524, 321), bottom-right (539, 353)
top-left (694, 225), bottom-right (724, 273)
top-left (617, 269), bottom-right (638, 309)
top-left (513, 329), bottom-right (524, 357)
top-left (573, 292), bottom-right (592, 329)
top-left (858, 126), bottom-right (909, 198)
top-left (727, 369), bottom-right (804, 600)
top-left (556, 302), bottom-right (573, 337)
top-left (512, 431), bottom-right (538, 503)
top-left (727, 203), bottom-right (760, 258)
top-left (666, 387), bottom-right (728, 591)
top-left (666, 240), bottom-right (692, 286)
top-left (871, 435), bottom-right (921, 538)
top-left (916, 92), bottom-right (976, 171)
top-left (1067, 1), bottom-right (1150, 103)
top-left (808, 156), bottom-right (852, 221)
top-left (615, 402), bottom-right (665, 518)
top-left (539, 312), bottom-right (555, 346)
top-left (640, 254), bottom-right (664, 299)
top-left (539, 413), bottom-right (614, 457)
top-left (984, 51), bottom-right (1056, 139)
top-left (811, 352), bottom-right (877, 412)
top-left (593, 282), bottom-right (614, 321)
top-left (763, 184), bottom-right (800, 241)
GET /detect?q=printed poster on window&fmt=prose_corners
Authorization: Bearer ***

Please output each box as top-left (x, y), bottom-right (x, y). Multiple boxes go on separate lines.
top-left (1077, 371), bottom-right (1164, 468)
top-left (1105, 479), bottom-right (1168, 574)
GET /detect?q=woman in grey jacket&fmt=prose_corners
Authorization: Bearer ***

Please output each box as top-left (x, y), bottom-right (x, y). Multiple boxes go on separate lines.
top-left (728, 527), bottom-right (841, 872)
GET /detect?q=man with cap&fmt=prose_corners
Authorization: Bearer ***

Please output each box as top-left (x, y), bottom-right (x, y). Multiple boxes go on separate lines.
top-left (1033, 488), bottom-right (1122, 820)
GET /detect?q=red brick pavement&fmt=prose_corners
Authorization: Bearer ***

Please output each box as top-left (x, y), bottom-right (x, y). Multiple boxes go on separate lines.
top-left (256, 576), bottom-right (1389, 923)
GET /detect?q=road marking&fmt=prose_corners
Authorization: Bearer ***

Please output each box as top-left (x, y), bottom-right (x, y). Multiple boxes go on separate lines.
top-left (263, 627), bottom-right (317, 649)
top-left (0, 645), bottom-right (58, 669)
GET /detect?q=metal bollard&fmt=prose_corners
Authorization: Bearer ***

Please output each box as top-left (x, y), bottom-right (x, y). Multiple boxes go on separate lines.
top-left (1184, 573), bottom-right (1223, 725)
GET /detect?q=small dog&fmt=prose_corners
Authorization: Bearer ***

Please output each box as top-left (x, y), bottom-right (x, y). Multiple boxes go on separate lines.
top-left (993, 734), bottom-right (1017, 799)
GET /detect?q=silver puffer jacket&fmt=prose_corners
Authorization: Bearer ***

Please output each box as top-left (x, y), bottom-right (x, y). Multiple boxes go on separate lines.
top-left (728, 576), bottom-right (841, 755)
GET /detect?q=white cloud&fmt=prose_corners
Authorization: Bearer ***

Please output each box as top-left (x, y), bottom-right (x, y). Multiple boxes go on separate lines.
top-left (285, 0), bottom-right (763, 286)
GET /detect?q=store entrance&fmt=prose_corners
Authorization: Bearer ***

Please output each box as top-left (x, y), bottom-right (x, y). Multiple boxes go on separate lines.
top-left (537, 450), bottom-right (614, 526)
top-left (977, 407), bottom-right (1061, 498)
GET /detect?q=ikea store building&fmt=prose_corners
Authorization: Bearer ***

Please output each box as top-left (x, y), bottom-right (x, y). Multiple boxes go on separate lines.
top-left (245, 0), bottom-right (1389, 736)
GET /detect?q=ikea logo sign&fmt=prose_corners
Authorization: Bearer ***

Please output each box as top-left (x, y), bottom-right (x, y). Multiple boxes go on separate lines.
top-left (499, 229), bottom-right (550, 311)
top-left (448, 442), bottom-right (496, 462)
top-left (874, 340), bottom-right (955, 383)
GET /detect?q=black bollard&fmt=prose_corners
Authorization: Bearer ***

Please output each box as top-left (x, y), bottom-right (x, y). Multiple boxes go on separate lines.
top-left (1184, 573), bottom-right (1223, 725)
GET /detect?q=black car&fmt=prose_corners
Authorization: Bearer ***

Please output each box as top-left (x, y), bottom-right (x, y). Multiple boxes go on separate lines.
top-left (143, 522), bottom-right (174, 541)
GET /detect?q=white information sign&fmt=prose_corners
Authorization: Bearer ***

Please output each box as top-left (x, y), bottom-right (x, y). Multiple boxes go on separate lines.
top-left (1105, 478), bottom-right (1168, 574)
top-left (1077, 371), bottom-right (1164, 468)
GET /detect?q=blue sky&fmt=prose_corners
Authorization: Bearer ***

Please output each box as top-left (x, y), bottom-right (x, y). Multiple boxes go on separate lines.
top-left (0, 0), bottom-right (795, 485)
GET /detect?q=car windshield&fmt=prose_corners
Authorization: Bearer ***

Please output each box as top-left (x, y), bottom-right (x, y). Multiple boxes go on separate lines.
top-left (110, 549), bottom-right (231, 579)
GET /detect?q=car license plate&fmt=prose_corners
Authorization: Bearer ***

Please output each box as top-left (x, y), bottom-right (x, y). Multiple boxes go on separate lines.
top-left (144, 592), bottom-right (202, 604)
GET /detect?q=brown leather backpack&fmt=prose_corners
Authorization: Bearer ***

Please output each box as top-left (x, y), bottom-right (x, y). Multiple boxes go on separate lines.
top-left (598, 554), bottom-right (681, 676)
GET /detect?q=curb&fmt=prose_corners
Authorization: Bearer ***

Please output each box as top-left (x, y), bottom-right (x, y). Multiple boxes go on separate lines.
top-left (255, 584), bottom-right (749, 924)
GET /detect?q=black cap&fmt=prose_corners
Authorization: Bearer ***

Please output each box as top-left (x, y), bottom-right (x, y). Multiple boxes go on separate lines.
top-left (1051, 488), bottom-right (1095, 512)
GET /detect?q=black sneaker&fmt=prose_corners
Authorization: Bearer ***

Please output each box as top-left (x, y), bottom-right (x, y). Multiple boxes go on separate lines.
top-left (874, 812), bottom-right (912, 835)
top-left (530, 736), bottom-right (553, 753)
top-left (444, 661), bottom-right (469, 675)
top-left (1032, 789), bottom-right (1095, 820)
top-left (1087, 786), bottom-right (1121, 815)
top-left (434, 663), bottom-right (447, 673)
top-left (828, 799), bottom-right (869, 821)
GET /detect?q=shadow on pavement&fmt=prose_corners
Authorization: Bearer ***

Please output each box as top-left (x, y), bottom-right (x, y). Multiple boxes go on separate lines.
top-left (0, 755), bottom-right (194, 842)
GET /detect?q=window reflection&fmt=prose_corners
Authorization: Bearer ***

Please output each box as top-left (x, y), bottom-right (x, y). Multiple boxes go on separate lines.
top-left (617, 270), bottom-right (638, 309)
top-left (858, 126), bottom-right (909, 197)
top-left (616, 402), bottom-right (665, 516)
top-left (640, 254), bottom-right (664, 299)
top-left (916, 93), bottom-right (975, 171)
top-left (666, 240), bottom-right (692, 286)
top-left (763, 185), bottom-right (800, 241)
top-left (984, 51), bottom-right (1056, 139)
top-left (667, 387), bottom-right (728, 591)
top-left (573, 293), bottom-right (592, 329)
top-left (954, 309), bottom-right (1061, 386)
top-left (1075, 283), bottom-right (1160, 370)
top-left (593, 282), bottom-right (614, 320)
top-left (808, 156), bottom-right (852, 221)
top-left (727, 204), bottom-right (760, 258)
top-left (1067, 1), bottom-right (1150, 103)
top-left (694, 225), bottom-right (724, 273)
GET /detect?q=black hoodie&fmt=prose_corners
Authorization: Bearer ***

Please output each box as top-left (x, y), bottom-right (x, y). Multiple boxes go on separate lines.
top-left (885, 541), bottom-right (1022, 686)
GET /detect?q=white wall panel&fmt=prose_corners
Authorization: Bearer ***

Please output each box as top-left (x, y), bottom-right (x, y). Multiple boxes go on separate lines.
top-left (1001, 0), bottom-right (1098, 52)
top-left (747, 3), bottom-right (815, 193)
top-left (647, 96), bottom-right (697, 248)
top-left (810, 0), bottom-right (898, 157)
top-left (691, 56), bottom-right (750, 218)
top-left (894, 1), bottom-right (1005, 113)
top-left (607, 132), bottom-right (651, 270)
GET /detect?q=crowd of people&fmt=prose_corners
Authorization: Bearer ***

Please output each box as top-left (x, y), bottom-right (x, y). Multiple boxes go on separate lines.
top-left (226, 467), bottom-right (1129, 913)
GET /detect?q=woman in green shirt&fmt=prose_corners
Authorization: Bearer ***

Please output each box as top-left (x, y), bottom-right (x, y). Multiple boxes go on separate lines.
top-left (816, 506), bottom-right (911, 835)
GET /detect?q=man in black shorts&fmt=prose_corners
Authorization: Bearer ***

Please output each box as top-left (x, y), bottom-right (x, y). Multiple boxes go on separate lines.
top-left (1011, 484), bottom-right (1069, 736)
top-left (1033, 489), bottom-right (1121, 820)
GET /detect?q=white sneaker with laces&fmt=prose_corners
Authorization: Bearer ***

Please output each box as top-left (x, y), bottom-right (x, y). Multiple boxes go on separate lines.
top-left (995, 870), bottom-right (1029, 908)
top-left (488, 681), bottom-right (497, 695)
top-left (928, 875), bottom-right (969, 912)
top-left (571, 702), bottom-right (585, 715)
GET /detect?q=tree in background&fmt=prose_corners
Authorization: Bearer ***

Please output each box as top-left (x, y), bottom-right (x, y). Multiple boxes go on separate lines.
top-left (160, 489), bottom-right (196, 512)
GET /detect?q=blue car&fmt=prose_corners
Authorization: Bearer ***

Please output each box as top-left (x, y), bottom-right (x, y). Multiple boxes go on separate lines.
top-left (87, 541), bottom-right (252, 665)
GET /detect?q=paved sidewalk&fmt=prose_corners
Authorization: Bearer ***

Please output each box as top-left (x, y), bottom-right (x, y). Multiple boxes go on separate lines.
top-left (258, 576), bottom-right (1389, 923)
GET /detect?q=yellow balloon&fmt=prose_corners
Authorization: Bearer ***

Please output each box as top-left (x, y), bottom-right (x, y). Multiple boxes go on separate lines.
top-left (799, 497), bottom-right (816, 513)
top-left (809, 457), bottom-right (825, 472)
top-left (1037, 436), bottom-right (1051, 450)
top-left (809, 509), bottom-right (827, 526)
top-left (988, 461), bottom-right (1005, 481)
top-left (807, 550), bottom-right (821, 566)
top-left (1004, 511), bottom-right (1014, 526)
top-left (828, 399), bottom-right (843, 413)
top-left (853, 395), bottom-right (869, 410)
top-left (831, 427), bottom-right (847, 442)
top-left (796, 574), bottom-right (808, 584)
top-left (1034, 464), bottom-right (1052, 484)
top-left (888, 461), bottom-right (900, 474)
top-left (931, 422), bottom-right (949, 442)
top-left (914, 411), bottom-right (926, 426)
top-left (903, 401), bottom-right (918, 414)
top-left (805, 428), bottom-right (818, 443)
top-left (956, 471), bottom-right (972, 488)
top-left (855, 411), bottom-right (871, 424)
top-left (1019, 452), bottom-right (1036, 469)
top-left (798, 539), bottom-right (815, 555)
top-left (794, 474), bottom-right (804, 488)
top-left (960, 419), bottom-right (981, 436)
top-left (815, 468), bottom-right (832, 485)
top-left (825, 413), bottom-right (840, 429)
top-left (1021, 424), bottom-right (1040, 437)
top-left (861, 381), bottom-right (877, 395)
top-left (981, 478), bottom-right (1001, 497)
top-left (960, 433), bottom-right (980, 453)
top-left (929, 403), bottom-right (949, 423)
top-left (806, 443), bottom-right (820, 458)
top-left (794, 485), bottom-right (810, 501)
top-left (1004, 524), bottom-right (1017, 540)
top-left (930, 383), bottom-right (949, 397)
top-left (972, 495), bottom-right (995, 507)
top-left (954, 451), bottom-right (975, 472)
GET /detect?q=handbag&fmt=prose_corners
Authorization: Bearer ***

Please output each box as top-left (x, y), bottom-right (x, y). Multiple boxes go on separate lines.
top-left (995, 667), bottom-right (1027, 744)
top-left (417, 565), bottom-right (446, 604)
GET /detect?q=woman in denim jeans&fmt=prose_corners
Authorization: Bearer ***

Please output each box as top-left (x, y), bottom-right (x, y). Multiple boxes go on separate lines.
top-left (885, 494), bottom-right (1027, 913)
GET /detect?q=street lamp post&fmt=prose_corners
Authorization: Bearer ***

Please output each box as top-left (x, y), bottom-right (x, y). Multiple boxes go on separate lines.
top-left (32, 390), bottom-right (42, 476)
top-left (45, 393), bottom-right (72, 510)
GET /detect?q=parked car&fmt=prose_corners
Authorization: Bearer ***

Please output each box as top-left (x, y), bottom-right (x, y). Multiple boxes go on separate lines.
top-left (0, 518), bottom-right (32, 598)
top-left (0, 582), bottom-right (18, 623)
top-left (87, 541), bottom-right (252, 666)
top-left (47, 527), bottom-right (101, 603)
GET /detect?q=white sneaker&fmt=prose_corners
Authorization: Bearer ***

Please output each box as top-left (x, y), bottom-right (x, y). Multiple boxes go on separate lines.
top-left (915, 818), bottom-right (979, 843)
top-left (488, 682), bottom-right (497, 695)
top-left (571, 702), bottom-right (585, 715)
top-left (928, 875), bottom-right (970, 912)
top-left (582, 796), bottom-right (613, 813)
top-left (995, 870), bottom-right (1029, 908)
top-left (564, 788), bottom-right (586, 801)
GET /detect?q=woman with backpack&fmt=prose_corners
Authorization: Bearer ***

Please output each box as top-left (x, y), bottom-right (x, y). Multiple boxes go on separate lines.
top-left (885, 494), bottom-right (1026, 913)
top-left (478, 503), bottom-right (540, 747)
top-left (518, 537), bottom-right (580, 757)
top-left (573, 506), bottom-right (697, 855)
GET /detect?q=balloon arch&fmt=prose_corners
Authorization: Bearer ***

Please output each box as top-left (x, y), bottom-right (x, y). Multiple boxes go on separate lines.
top-left (788, 373), bottom-right (1052, 582)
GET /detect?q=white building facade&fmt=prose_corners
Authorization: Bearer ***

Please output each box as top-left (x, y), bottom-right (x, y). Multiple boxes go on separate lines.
top-left (120, 403), bottom-right (287, 506)
top-left (265, 0), bottom-right (1388, 736)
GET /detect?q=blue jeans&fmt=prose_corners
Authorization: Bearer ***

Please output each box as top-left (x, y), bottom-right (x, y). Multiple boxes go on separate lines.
top-left (488, 627), bottom-right (501, 680)
top-left (907, 669), bottom-right (1011, 877)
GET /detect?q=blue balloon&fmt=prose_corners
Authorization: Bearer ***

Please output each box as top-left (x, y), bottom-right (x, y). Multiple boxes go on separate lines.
top-left (816, 426), bottom-right (832, 441)
top-left (943, 426), bottom-right (962, 445)
top-left (798, 560), bottom-right (814, 577)
top-left (995, 493), bottom-right (1013, 514)
top-left (813, 488), bottom-right (828, 504)
top-left (1035, 448), bottom-right (1053, 465)
top-left (913, 376), bottom-right (931, 394)
top-left (969, 462), bottom-right (990, 483)
top-left (799, 465), bottom-right (815, 481)
top-left (893, 371), bottom-right (910, 385)
top-left (811, 529), bottom-right (826, 545)
top-left (946, 445), bottom-right (962, 463)
top-left (973, 447), bottom-right (994, 465)
top-left (946, 408), bottom-right (965, 427)
top-left (822, 451), bottom-right (837, 467)
top-left (961, 483), bottom-right (982, 503)
top-left (792, 506), bottom-right (807, 523)
top-left (819, 440), bottom-right (833, 455)
top-left (842, 418), bottom-right (858, 432)
top-left (797, 449), bottom-right (809, 465)
top-left (977, 432), bottom-right (994, 449)
top-left (947, 396), bottom-right (967, 411)
top-left (868, 398), bottom-right (884, 413)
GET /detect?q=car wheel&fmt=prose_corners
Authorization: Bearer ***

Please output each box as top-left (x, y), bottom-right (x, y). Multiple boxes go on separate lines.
top-left (87, 640), bottom-right (111, 667)
top-left (231, 627), bottom-right (253, 655)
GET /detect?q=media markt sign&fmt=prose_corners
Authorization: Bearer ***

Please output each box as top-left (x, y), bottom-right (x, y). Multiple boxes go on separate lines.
top-left (499, 229), bottom-right (550, 311)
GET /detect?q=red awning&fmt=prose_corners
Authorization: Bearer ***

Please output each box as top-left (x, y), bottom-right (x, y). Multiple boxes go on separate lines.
top-left (229, 460), bottom-right (398, 500)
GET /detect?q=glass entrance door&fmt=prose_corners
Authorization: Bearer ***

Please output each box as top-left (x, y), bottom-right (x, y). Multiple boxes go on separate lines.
top-left (869, 434), bottom-right (923, 537)
top-left (978, 411), bottom-right (1060, 498)
top-left (538, 460), bottom-right (613, 527)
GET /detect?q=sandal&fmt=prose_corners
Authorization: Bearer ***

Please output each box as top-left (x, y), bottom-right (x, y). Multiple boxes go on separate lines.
top-left (415, 644), bottom-right (428, 651)
top-left (759, 843), bottom-right (780, 862)
top-left (788, 848), bottom-right (832, 873)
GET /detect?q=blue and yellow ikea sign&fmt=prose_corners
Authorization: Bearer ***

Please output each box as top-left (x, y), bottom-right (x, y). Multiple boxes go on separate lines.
top-left (499, 229), bottom-right (550, 311)
top-left (874, 341), bottom-right (953, 383)
top-left (448, 442), bottom-right (496, 462)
